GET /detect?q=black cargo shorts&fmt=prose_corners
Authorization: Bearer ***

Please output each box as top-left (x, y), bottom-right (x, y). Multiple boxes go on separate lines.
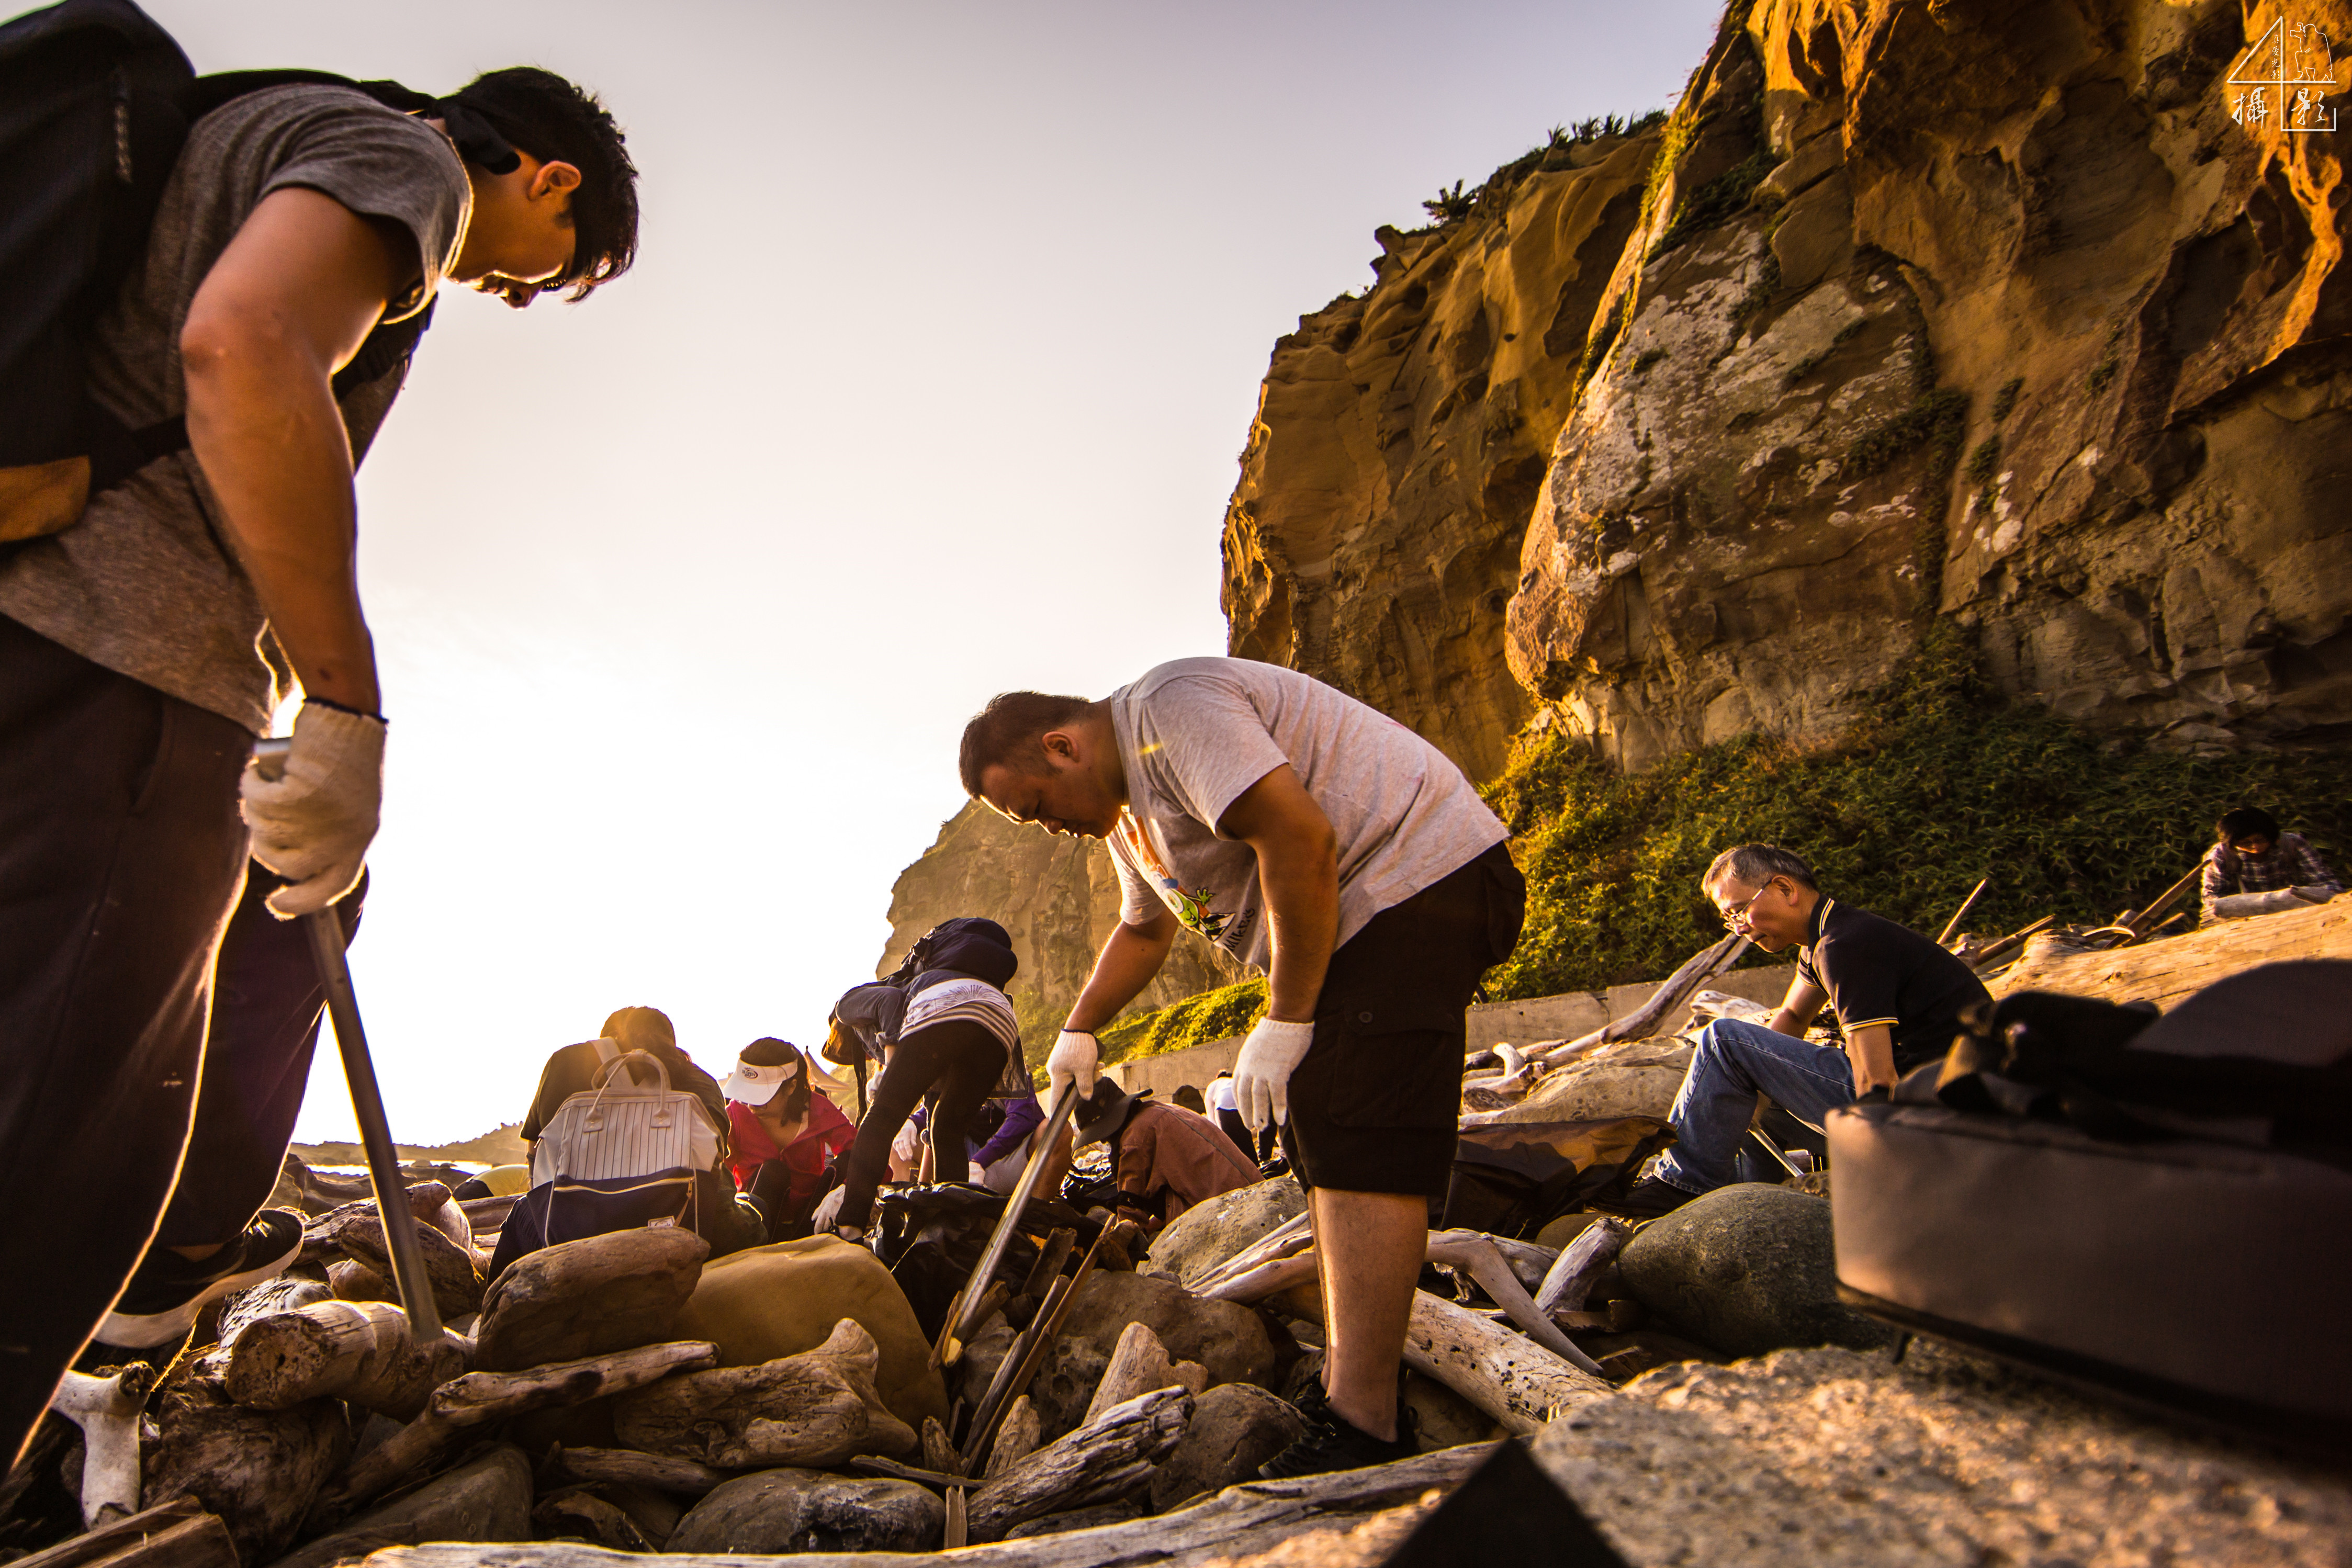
top-left (1280, 842), bottom-right (1525, 1199)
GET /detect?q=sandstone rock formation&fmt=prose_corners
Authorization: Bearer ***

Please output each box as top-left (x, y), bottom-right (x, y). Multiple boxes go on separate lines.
top-left (879, 801), bottom-right (1242, 1044)
top-left (1508, 0), bottom-right (2352, 766)
top-left (1221, 129), bottom-right (1667, 782)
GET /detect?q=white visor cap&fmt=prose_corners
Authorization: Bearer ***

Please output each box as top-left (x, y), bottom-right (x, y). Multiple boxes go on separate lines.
top-left (724, 1050), bottom-right (804, 1107)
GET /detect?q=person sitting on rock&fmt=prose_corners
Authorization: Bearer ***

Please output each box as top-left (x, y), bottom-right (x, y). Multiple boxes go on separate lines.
top-left (1074, 1077), bottom-right (1259, 1234)
top-left (723, 1037), bottom-right (853, 1242)
top-left (1610, 844), bottom-right (1991, 1219)
top-left (521, 1005), bottom-right (759, 1251)
top-left (823, 918), bottom-right (1027, 1242)
top-left (2200, 807), bottom-right (2342, 922)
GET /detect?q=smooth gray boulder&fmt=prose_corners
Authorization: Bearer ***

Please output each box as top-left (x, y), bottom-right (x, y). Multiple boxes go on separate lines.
top-left (266, 1445), bottom-right (531, 1568)
top-left (1617, 1185), bottom-right (1894, 1357)
top-left (1143, 1176), bottom-right (1305, 1290)
top-left (668, 1469), bottom-right (941, 1554)
top-left (1030, 1271), bottom-right (1279, 1440)
top-left (1148, 1383), bottom-right (1308, 1511)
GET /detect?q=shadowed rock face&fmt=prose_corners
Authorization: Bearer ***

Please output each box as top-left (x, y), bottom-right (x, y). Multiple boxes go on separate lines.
top-left (1509, 0), bottom-right (2352, 767)
top-left (879, 802), bottom-right (1242, 1047)
top-left (1222, 130), bottom-right (1665, 782)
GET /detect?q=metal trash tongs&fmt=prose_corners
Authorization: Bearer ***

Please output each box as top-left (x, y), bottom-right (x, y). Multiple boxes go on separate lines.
top-left (933, 1081), bottom-right (1083, 1364)
top-left (252, 736), bottom-right (445, 1343)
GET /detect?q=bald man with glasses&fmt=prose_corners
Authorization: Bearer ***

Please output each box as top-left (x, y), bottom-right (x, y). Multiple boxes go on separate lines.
top-left (1606, 843), bottom-right (1990, 1218)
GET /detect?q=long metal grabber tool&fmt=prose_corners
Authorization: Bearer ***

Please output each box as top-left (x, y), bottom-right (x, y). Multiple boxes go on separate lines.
top-left (936, 1082), bottom-right (1083, 1361)
top-left (253, 737), bottom-right (444, 1342)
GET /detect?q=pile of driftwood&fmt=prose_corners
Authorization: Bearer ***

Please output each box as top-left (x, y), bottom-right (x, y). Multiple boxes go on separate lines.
top-left (7, 1163), bottom-right (1651, 1568)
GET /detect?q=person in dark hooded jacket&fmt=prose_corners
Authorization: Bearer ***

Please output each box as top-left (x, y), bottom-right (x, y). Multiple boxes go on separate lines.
top-left (824, 917), bottom-right (1027, 1239)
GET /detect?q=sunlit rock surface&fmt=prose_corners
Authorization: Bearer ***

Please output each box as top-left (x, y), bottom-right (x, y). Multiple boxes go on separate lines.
top-left (1509, 0), bottom-right (2352, 766)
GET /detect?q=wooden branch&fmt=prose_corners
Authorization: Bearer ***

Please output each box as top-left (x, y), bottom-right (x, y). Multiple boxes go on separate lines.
top-left (611, 1318), bottom-right (915, 1470)
top-left (921, 1416), bottom-right (960, 1475)
top-left (213, 1273), bottom-right (333, 1348)
top-left (966, 1387), bottom-right (1191, 1542)
top-left (1968, 915), bottom-right (2055, 971)
top-left (1403, 1289), bottom-right (1610, 1434)
top-left (310, 1339), bottom-right (715, 1528)
top-left (13, 1496), bottom-right (204, 1568)
top-left (1198, 1251), bottom-right (1318, 1303)
top-left (15, 1508), bottom-right (235, 1568)
top-left (943, 1486), bottom-right (967, 1550)
top-left (2131, 865), bottom-right (2202, 935)
top-left (358, 1443), bottom-right (1491, 1568)
top-left (1935, 877), bottom-right (1989, 946)
top-left (539, 1446), bottom-right (734, 1497)
top-left (958, 1226), bottom-right (1108, 1473)
top-left (1187, 1211), bottom-right (1313, 1293)
top-left (221, 1299), bottom-right (465, 1419)
top-left (1079, 1321), bottom-right (1206, 1426)
top-left (1534, 1216), bottom-right (1630, 1318)
top-left (848, 1457), bottom-right (971, 1489)
top-left (1424, 1232), bottom-right (1604, 1374)
top-left (1482, 1235), bottom-right (1559, 1294)
top-left (980, 1396), bottom-right (1041, 1482)
top-left (1529, 932), bottom-right (1749, 1063)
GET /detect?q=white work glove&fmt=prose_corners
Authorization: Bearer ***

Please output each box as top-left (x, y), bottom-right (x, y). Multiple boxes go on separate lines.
top-left (241, 702), bottom-right (385, 919)
top-left (1232, 1018), bottom-right (1316, 1134)
top-left (2292, 885), bottom-right (2342, 904)
top-left (811, 1187), bottom-right (846, 1232)
top-left (2210, 888), bottom-right (2308, 919)
top-left (1047, 1029), bottom-right (1100, 1104)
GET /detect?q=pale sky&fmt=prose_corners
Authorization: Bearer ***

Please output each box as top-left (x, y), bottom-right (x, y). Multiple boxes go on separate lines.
top-left (137, 0), bottom-right (1723, 1145)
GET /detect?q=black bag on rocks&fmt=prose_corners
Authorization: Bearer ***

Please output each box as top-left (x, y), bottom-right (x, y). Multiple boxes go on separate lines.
top-left (1827, 960), bottom-right (2352, 1450)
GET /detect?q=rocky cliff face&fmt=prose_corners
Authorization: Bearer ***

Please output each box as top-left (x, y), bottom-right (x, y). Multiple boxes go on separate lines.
top-left (878, 803), bottom-right (1244, 1053)
top-left (1222, 129), bottom-right (1665, 782)
top-left (1507, 0), bottom-right (2352, 766)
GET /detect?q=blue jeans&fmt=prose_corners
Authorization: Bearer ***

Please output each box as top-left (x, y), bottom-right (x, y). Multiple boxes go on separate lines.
top-left (1655, 1018), bottom-right (1857, 1193)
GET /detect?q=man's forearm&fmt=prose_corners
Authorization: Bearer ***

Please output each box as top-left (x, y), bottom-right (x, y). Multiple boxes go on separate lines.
top-left (186, 348), bottom-right (379, 713)
top-left (1846, 1024), bottom-right (1898, 1095)
top-left (1259, 847), bottom-right (1337, 1023)
top-left (1065, 918), bottom-right (1175, 1033)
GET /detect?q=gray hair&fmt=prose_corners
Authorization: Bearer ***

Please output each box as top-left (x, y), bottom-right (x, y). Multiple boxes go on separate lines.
top-left (1703, 843), bottom-right (1818, 893)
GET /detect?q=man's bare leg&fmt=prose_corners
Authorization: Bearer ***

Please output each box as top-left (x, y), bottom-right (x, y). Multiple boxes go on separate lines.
top-left (1310, 1187), bottom-right (1425, 1440)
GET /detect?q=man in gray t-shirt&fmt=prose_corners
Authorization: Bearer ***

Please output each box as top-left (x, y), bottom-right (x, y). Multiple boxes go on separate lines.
top-left (961, 659), bottom-right (1525, 1476)
top-left (0, 69), bottom-right (638, 1465)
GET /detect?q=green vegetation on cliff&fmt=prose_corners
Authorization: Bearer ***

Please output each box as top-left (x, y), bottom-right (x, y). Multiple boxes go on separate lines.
top-left (1095, 626), bottom-right (2347, 1064)
top-left (1487, 625), bottom-right (2346, 998)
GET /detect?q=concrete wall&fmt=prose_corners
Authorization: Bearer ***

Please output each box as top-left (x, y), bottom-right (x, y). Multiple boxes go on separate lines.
top-left (1102, 962), bottom-right (1797, 1101)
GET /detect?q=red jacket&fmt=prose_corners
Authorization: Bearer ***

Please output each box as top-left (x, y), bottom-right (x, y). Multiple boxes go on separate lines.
top-left (727, 1093), bottom-right (853, 1205)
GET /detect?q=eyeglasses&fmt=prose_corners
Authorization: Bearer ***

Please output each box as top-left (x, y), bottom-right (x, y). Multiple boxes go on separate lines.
top-left (1718, 878), bottom-right (1781, 931)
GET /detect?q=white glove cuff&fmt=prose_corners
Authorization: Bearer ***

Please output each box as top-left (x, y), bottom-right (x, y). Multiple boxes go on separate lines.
top-left (1243, 1019), bottom-right (1314, 1051)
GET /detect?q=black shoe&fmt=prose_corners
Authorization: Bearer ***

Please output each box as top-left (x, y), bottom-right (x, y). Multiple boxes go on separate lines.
top-left (97, 1208), bottom-right (304, 1349)
top-left (1592, 1176), bottom-right (1700, 1220)
top-left (1259, 1389), bottom-right (1419, 1479)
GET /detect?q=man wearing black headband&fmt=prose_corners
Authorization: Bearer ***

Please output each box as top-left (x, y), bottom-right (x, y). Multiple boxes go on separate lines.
top-left (0, 67), bottom-right (638, 1464)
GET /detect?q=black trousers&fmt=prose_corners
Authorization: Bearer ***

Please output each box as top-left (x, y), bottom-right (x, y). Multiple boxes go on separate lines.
top-left (154, 866), bottom-right (364, 1247)
top-left (835, 1020), bottom-right (1006, 1230)
top-left (0, 616), bottom-right (250, 1464)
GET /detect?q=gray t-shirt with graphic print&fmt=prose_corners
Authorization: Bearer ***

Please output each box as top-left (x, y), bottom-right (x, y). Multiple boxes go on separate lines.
top-left (1106, 657), bottom-right (1508, 971)
top-left (0, 85), bottom-right (471, 735)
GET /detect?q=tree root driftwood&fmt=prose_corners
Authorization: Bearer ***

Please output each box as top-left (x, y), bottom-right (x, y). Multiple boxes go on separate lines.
top-left (1529, 930), bottom-right (1750, 1064)
top-left (966, 1386), bottom-right (1191, 1543)
top-left (1202, 1229), bottom-right (1607, 1377)
top-left (611, 1319), bottom-right (914, 1470)
top-left (367, 1441), bottom-right (1489, 1568)
top-left (1403, 1291), bottom-right (1608, 1434)
top-left (308, 1340), bottom-right (716, 1532)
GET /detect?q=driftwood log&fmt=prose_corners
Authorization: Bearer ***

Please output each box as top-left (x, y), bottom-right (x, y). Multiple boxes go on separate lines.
top-left (1203, 1229), bottom-right (1605, 1377)
top-left (966, 1387), bottom-right (1191, 1542)
top-left (531, 1492), bottom-right (650, 1553)
top-left (538, 1446), bottom-right (734, 1498)
top-left (220, 1300), bottom-right (465, 1418)
top-left (1079, 1322), bottom-right (1207, 1426)
top-left (382, 1441), bottom-right (1493, 1568)
top-left (472, 1226), bottom-right (707, 1372)
top-left (1530, 931), bottom-right (1751, 1063)
top-left (610, 1319), bottom-right (915, 1469)
top-left (1403, 1289), bottom-right (1609, 1434)
top-left (980, 1396), bottom-right (1042, 1482)
top-left (1188, 1213), bottom-right (1312, 1294)
top-left (1534, 1217), bottom-right (1630, 1321)
top-left (13, 1496), bottom-right (235, 1568)
top-left (309, 1339), bottom-right (716, 1529)
top-left (141, 1384), bottom-right (351, 1563)
top-left (329, 1213), bottom-right (483, 1318)
top-left (213, 1273), bottom-right (334, 1348)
